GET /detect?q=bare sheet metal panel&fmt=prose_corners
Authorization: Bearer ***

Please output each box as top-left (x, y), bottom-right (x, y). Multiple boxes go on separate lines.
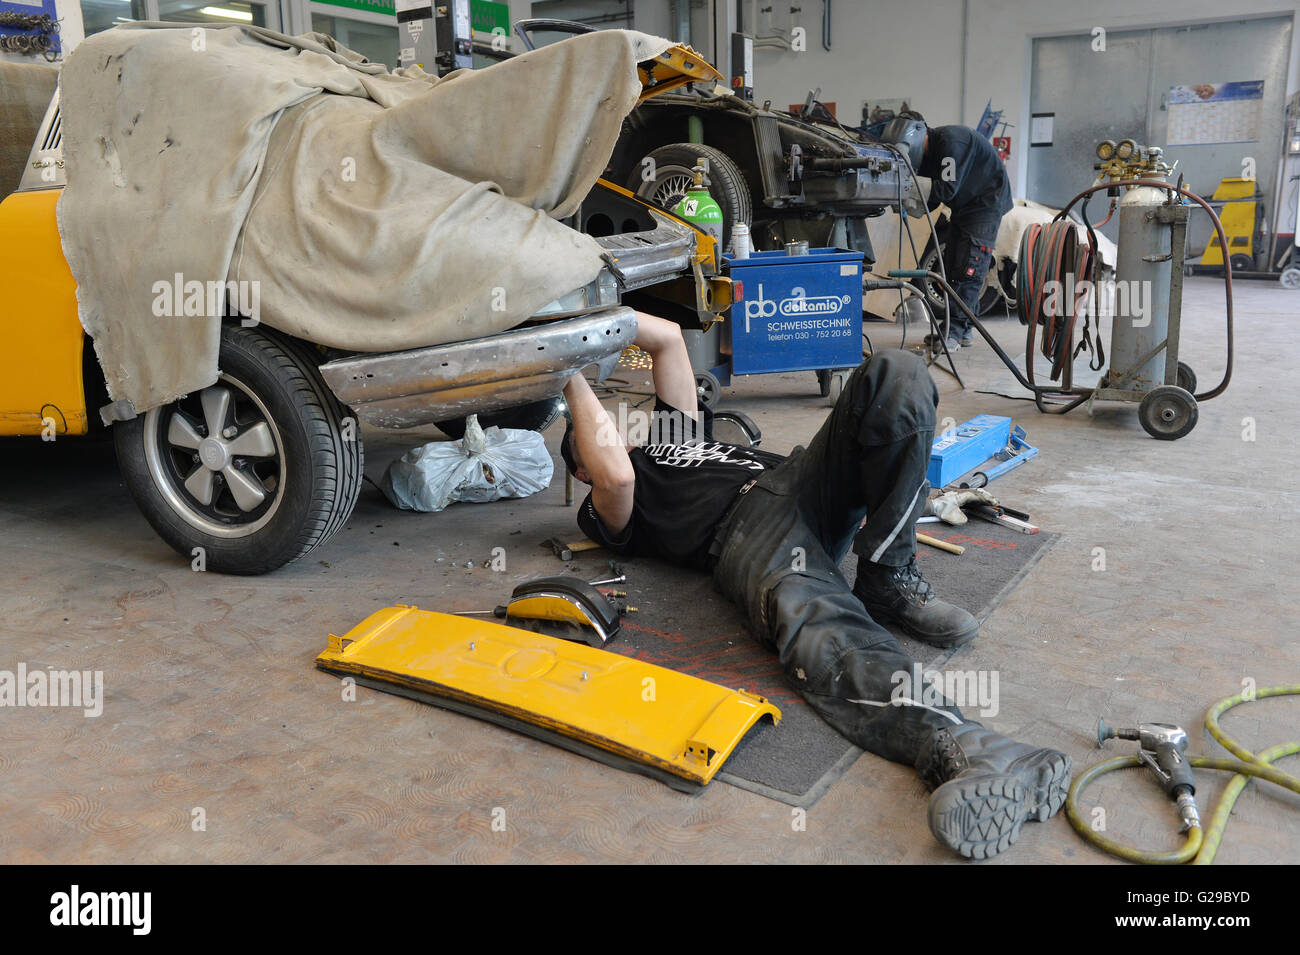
top-left (319, 309), bottom-right (636, 429)
top-left (1029, 16), bottom-right (1292, 256)
top-left (317, 606), bottom-right (781, 789)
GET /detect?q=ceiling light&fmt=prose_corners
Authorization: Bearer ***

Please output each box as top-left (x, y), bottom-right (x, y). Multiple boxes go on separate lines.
top-left (199, 6), bottom-right (253, 21)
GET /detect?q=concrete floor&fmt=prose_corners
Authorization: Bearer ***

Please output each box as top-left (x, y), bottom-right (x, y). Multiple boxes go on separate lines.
top-left (1, 276), bottom-right (1296, 864)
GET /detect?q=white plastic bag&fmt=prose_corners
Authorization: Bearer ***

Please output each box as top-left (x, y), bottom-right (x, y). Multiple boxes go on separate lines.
top-left (381, 415), bottom-right (554, 512)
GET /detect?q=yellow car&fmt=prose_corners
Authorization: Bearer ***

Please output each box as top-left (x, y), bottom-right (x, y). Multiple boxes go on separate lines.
top-left (0, 46), bottom-right (730, 575)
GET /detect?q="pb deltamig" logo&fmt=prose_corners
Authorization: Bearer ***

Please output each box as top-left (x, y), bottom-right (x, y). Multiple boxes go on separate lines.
top-left (743, 283), bottom-right (851, 331)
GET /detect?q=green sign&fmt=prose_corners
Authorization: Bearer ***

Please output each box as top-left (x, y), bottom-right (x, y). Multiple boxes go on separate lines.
top-left (471, 0), bottom-right (509, 34)
top-left (314, 0), bottom-right (395, 15)
top-left (313, 0), bottom-right (507, 34)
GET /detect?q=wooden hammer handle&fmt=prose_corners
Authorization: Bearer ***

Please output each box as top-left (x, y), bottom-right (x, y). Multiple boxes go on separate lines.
top-left (916, 532), bottom-right (965, 555)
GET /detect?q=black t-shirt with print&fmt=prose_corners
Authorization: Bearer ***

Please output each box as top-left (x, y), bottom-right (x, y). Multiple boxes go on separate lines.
top-left (577, 399), bottom-right (785, 570)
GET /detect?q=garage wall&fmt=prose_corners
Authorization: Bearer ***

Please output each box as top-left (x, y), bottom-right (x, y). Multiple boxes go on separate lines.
top-left (1027, 18), bottom-right (1294, 254)
top-left (967, 2), bottom-right (1300, 202)
top-left (530, 0), bottom-right (632, 27)
top-left (714, 0), bottom-right (1300, 221)
top-left (748, 0), bottom-right (967, 127)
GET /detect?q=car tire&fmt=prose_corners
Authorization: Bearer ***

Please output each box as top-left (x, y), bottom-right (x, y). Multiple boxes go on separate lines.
top-left (913, 235), bottom-right (950, 317)
top-left (914, 236), bottom-right (1007, 317)
top-left (114, 324), bottom-right (363, 575)
top-left (629, 143), bottom-right (752, 248)
top-left (976, 283), bottom-right (1005, 316)
top-left (435, 396), bottom-right (564, 439)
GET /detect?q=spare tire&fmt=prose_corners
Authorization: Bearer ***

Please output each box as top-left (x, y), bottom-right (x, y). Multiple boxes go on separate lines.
top-left (628, 142), bottom-right (752, 248)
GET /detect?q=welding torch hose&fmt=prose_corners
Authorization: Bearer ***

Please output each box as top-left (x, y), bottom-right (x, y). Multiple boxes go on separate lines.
top-left (1018, 218), bottom-right (1089, 385)
top-left (1064, 685), bottom-right (1300, 864)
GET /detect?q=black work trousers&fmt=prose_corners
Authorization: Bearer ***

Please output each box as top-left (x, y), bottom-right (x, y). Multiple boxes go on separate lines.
top-left (942, 209), bottom-right (1003, 338)
top-left (710, 350), bottom-right (963, 767)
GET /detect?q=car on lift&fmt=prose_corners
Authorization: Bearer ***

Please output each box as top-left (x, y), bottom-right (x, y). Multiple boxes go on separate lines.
top-left (0, 44), bottom-right (732, 576)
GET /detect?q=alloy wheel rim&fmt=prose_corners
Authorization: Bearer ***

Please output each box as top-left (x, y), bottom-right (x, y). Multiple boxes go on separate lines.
top-left (142, 373), bottom-right (287, 539)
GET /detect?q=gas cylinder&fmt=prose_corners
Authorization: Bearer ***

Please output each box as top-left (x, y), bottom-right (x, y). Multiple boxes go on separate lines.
top-left (671, 158), bottom-right (724, 245)
top-left (1110, 184), bottom-right (1174, 392)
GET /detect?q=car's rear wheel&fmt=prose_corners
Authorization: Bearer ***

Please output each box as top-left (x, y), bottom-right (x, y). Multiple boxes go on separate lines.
top-left (114, 324), bottom-right (363, 574)
top-left (913, 237), bottom-right (950, 317)
top-left (913, 237), bottom-right (1007, 318)
top-left (629, 143), bottom-right (752, 249)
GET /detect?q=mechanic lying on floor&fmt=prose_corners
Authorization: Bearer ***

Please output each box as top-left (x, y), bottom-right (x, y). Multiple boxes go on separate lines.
top-left (561, 312), bottom-right (1071, 859)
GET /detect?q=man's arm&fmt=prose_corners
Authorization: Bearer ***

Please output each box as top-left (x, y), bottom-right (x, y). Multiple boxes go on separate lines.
top-left (563, 372), bottom-right (635, 536)
top-left (632, 311), bottom-right (698, 420)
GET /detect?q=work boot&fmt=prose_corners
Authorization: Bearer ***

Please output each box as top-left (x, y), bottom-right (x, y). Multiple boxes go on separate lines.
top-left (852, 558), bottom-right (979, 647)
top-left (923, 331), bottom-right (962, 354)
top-left (916, 721), bottom-right (1072, 860)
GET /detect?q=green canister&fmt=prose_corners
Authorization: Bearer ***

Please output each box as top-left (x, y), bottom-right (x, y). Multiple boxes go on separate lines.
top-left (670, 158), bottom-right (724, 244)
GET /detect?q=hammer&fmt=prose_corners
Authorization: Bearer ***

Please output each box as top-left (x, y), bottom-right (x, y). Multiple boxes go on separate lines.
top-left (540, 537), bottom-right (602, 561)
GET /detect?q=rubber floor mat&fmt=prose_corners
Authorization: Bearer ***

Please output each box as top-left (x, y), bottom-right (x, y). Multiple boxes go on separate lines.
top-left (839, 522), bottom-right (1061, 630)
top-left (586, 521), bottom-right (1052, 806)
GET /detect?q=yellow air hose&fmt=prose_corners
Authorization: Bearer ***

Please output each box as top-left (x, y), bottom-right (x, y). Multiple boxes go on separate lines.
top-left (1065, 685), bottom-right (1300, 864)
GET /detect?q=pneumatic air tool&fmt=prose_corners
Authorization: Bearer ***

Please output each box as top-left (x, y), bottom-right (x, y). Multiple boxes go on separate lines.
top-left (1066, 689), bottom-right (1300, 864)
top-left (1097, 719), bottom-right (1200, 830)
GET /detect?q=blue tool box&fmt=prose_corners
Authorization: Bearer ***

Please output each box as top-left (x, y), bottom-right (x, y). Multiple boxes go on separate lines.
top-left (723, 249), bottom-right (864, 375)
top-left (928, 415), bottom-right (1012, 488)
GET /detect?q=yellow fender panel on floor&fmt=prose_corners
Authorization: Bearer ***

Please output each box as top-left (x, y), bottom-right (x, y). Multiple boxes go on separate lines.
top-left (317, 606), bottom-right (780, 789)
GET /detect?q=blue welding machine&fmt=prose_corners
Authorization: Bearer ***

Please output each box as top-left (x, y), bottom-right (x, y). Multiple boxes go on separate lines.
top-left (723, 248), bottom-right (864, 376)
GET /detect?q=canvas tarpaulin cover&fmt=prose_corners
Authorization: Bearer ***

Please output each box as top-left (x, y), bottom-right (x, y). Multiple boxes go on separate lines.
top-left (56, 23), bottom-right (672, 413)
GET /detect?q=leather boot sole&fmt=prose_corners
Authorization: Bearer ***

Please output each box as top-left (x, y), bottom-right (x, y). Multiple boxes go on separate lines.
top-left (853, 593), bottom-right (980, 648)
top-left (928, 751), bottom-right (1072, 860)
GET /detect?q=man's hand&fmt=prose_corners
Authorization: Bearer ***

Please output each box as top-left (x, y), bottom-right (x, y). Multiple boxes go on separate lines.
top-left (633, 311), bottom-right (698, 418)
top-left (563, 372), bottom-right (635, 536)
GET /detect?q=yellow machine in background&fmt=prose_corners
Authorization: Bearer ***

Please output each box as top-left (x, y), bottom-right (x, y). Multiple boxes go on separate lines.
top-left (1200, 177), bottom-right (1260, 269)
